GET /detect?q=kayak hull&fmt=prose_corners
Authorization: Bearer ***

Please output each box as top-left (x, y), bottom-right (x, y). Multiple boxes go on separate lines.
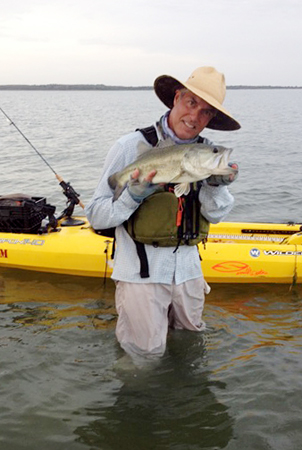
top-left (0, 220), bottom-right (113, 278)
top-left (1, 218), bottom-right (302, 284)
top-left (201, 221), bottom-right (302, 284)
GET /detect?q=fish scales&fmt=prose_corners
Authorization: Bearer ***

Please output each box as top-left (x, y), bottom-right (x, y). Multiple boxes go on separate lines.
top-left (117, 146), bottom-right (189, 185)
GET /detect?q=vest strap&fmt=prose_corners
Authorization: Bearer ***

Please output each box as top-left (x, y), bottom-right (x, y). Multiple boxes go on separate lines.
top-left (136, 126), bottom-right (159, 147)
top-left (134, 240), bottom-right (150, 278)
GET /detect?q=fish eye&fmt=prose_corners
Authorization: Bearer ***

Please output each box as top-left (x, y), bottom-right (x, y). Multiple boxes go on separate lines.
top-left (213, 147), bottom-right (219, 153)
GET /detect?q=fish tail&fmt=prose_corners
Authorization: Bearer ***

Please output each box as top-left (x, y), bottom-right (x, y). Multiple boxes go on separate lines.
top-left (108, 172), bottom-right (118, 190)
top-left (113, 185), bottom-right (126, 201)
top-left (108, 173), bottom-right (126, 200)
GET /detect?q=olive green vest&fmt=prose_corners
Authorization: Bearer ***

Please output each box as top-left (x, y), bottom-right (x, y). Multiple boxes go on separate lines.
top-left (125, 188), bottom-right (209, 247)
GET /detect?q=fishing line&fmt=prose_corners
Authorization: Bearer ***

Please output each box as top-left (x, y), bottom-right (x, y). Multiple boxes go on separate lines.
top-left (0, 106), bottom-right (84, 209)
top-left (0, 106), bottom-right (57, 176)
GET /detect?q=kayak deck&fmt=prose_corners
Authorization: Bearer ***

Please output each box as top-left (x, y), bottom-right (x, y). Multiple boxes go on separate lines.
top-left (207, 221), bottom-right (302, 243)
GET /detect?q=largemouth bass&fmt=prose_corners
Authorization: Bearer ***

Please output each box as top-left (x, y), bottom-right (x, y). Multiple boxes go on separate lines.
top-left (108, 142), bottom-right (236, 198)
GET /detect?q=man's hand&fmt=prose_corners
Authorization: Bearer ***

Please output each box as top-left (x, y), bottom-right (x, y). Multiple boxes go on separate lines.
top-left (206, 163), bottom-right (239, 186)
top-left (128, 169), bottom-right (160, 202)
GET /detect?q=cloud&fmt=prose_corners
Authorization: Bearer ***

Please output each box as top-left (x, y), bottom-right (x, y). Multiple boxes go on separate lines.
top-left (1, 0), bottom-right (302, 85)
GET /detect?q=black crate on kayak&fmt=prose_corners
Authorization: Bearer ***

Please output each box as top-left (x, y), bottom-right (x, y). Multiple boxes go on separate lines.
top-left (0, 196), bottom-right (48, 234)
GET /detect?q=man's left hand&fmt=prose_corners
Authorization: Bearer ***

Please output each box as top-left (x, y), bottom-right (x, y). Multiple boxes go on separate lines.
top-left (206, 163), bottom-right (239, 186)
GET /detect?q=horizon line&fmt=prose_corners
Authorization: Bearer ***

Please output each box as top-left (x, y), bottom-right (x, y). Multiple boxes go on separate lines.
top-left (0, 84), bottom-right (301, 90)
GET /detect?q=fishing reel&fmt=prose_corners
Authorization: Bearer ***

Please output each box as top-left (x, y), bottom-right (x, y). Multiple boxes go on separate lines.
top-left (58, 180), bottom-right (85, 226)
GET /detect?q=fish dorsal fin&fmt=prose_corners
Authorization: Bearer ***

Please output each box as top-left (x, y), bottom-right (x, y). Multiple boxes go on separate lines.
top-left (174, 183), bottom-right (190, 197)
top-left (137, 140), bottom-right (151, 156)
top-left (156, 137), bottom-right (175, 148)
top-left (136, 142), bottom-right (168, 161)
top-left (137, 136), bottom-right (175, 157)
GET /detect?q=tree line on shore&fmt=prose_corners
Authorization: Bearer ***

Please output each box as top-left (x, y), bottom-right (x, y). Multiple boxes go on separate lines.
top-left (0, 84), bottom-right (301, 90)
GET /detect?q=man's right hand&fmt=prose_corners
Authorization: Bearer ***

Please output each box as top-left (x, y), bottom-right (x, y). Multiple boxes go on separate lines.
top-left (127, 169), bottom-right (160, 203)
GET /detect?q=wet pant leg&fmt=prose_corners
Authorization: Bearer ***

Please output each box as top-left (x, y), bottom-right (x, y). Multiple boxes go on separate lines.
top-left (115, 277), bottom-right (209, 359)
top-left (168, 277), bottom-right (209, 331)
top-left (115, 281), bottom-right (172, 359)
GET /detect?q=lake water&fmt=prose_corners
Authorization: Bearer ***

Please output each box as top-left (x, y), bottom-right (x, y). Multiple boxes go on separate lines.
top-left (1, 89), bottom-right (302, 449)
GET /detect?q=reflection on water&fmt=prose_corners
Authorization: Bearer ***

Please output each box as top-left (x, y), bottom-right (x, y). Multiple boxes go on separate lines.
top-left (1, 271), bottom-right (302, 449)
top-left (205, 284), bottom-right (302, 372)
top-left (0, 269), bottom-right (117, 331)
top-left (0, 270), bottom-right (235, 449)
top-left (75, 333), bottom-right (234, 450)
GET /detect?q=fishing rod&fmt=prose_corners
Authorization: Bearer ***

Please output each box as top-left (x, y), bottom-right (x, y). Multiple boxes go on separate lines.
top-left (0, 106), bottom-right (85, 210)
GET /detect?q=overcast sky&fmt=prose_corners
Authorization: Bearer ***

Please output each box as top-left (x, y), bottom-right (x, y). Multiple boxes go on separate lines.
top-left (1, 0), bottom-right (302, 86)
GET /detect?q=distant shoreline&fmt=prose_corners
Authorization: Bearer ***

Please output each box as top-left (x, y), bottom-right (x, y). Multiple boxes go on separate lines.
top-left (0, 84), bottom-right (301, 91)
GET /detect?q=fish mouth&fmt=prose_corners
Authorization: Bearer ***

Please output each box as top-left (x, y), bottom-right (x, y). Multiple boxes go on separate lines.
top-left (223, 147), bottom-right (233, 162)
top-left (216, 148), bottom-right (234, 173)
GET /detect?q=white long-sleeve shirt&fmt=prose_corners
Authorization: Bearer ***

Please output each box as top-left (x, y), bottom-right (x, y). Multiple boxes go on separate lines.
top-left (85, 121), bottom-right (235, 284)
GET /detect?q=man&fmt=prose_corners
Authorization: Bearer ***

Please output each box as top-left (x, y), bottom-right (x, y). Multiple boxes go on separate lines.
top-left (85, 66), bottom-right (240, 363)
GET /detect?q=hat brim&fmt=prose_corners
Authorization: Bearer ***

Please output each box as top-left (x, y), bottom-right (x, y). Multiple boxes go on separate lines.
top-left (154, 75), bottom-right (241, 131)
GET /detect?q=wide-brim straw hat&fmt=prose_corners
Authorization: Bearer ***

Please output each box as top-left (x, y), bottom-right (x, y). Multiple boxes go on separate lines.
top-left (154, 66), bottom-right (241, 131)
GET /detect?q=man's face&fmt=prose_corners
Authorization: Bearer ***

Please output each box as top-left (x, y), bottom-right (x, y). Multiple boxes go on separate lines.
top-left (168, 90), bottom-right (216, 140)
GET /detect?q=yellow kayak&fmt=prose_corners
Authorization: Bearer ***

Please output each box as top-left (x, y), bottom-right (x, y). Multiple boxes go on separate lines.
top-left (1, 216), bottom-right (302, 284)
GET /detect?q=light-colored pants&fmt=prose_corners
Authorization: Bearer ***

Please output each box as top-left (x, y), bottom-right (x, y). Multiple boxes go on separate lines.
top-left (115, 277), bottom-right (210, 360)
